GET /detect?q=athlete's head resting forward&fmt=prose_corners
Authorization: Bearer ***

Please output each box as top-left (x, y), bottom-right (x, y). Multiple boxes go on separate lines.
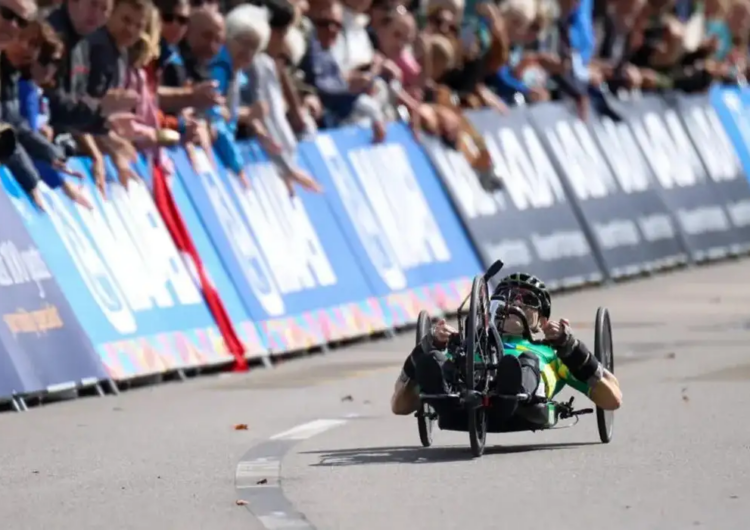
top-left (390, 272), bottom-right (622, 422)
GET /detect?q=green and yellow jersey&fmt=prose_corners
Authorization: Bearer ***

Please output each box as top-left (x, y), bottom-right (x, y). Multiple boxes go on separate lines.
top-left (501, 336), bottom-right (591, 399)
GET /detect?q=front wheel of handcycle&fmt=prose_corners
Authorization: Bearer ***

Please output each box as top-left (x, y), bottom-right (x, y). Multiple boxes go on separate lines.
top-left (415, 311), bottom-right (435, 447)
top-left (594, 307), bottom-right (615, 443)
top-left (466, 274), bottom-right (490, 457)
top-left (417, 402), bottom-right (435, 447)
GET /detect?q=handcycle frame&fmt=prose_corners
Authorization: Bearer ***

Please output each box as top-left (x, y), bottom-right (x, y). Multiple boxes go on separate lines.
top-left (414, 260), bottom-right (615, 457)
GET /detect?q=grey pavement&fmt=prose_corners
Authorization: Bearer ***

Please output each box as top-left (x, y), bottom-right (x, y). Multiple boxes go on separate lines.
top-left (2, 259), bottom-right (750, 530)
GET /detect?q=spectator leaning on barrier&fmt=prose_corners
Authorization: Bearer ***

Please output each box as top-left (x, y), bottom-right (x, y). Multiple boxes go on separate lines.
top-left (299, 0), bottom-right (388, 141)
top-left (240, 0), bottom-right (322, 195)
top-left (1, 16), bottom-right (94, 211)
top-left (205, 3), bottom-right (271, 187)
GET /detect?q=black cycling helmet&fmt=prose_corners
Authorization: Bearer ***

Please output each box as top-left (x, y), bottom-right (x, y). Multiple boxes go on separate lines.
top-left (493, 272), bottom-right (551, 319)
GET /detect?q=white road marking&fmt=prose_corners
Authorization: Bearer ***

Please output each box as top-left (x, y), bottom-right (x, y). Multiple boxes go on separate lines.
top-left (269, 419), bottom-right (348, 441)
top-left (258, 513), bottom-right (314, 529)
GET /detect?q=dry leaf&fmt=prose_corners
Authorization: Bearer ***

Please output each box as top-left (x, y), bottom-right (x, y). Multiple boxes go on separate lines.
top-left (682, 395), bottom-right (690, 402)
top-left (236, 499), bottom-right (249, 506)
top-left (256, 478), bottom-right (268, 485)
top-left (341, 395), bottom-right (353, 402)
top-left (666, 352), bottom-right (676, 359)
top-left (234, 424), bottom-right (249, 431)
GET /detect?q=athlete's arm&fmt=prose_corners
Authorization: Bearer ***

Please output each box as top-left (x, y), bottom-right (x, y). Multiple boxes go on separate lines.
top-left (391, 371), bottom-right (420, 415)
top-left (589, 368), bottom-right (621, 410)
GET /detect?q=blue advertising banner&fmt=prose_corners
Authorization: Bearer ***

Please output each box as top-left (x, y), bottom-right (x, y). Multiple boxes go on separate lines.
top-left (528, 102), bottom-right (688, 278)
top-left (625, 96), bottom-right (737, 262)
top-left (0, 168), bottom-right (108, 394)
top-left (301, 123), bottom-right (480, 322)
top-left (704, 87), bottom-right (750, 253)
top-left (2, 159), bottom-right (226, 381)
top-left (171, 144), bottom-right (388, 354)
top-left (135, 154), bottom-right (267, 360)
top-left (450, 107), bottom-right (603, 290)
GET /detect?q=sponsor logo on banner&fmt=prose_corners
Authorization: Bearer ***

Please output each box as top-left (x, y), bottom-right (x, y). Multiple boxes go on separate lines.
top-left (192, 151), bottom-right (285, 316)
top-left (314, 135), bottom-right (451, 290)
top-left (0, 175), bottom-right (107, 392)
top-left (544, 118), bottom-right (644, 258)
top-left (40, 181), bottom-right (203, 334)
top-left (683, 93), bottom-right (750, 237)
top-left (228, 161), bottom-right (337, 300)
top-left (482, 124), bottom-right (593, 264)
top-left (630, 109), bottom-right (732, 239)
top-left (594, 118), bottom-right (678, 245)
top-left (424, 138), bottom-right (534, 267)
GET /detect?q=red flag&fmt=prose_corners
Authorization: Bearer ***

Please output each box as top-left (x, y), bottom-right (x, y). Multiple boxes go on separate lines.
top-left (151, 161), bottom-right (248, 371)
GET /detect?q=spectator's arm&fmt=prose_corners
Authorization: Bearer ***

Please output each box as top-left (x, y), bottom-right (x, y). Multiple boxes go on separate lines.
top-left (45, 87), bottom-right (109, 135)
top-left (495, 65), bottom-right (531, 94)
top-left (18, 80), bottom-right (38, 130)
top-left (5, 143), bottom-right (41, 193)
top-left (157, 86), bottom-right (196, 114)
top-left (15, 124), bottom-right (65, 166)
top-left (298, 47), bottom-right (359, 112)
top-left (277, 60), bottom-right (309, 134)
top-left (86, 40), bottom-right (113, 99)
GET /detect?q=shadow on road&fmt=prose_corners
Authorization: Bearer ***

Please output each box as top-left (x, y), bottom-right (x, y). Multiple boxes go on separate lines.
top-left (302, 442), bottom-right (598, 467)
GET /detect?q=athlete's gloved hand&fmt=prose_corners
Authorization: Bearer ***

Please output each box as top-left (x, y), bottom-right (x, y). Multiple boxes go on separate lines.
top-left (431, 319), bottom-right (458, 349)
top-left (542, 319), bottom-right (575, 350)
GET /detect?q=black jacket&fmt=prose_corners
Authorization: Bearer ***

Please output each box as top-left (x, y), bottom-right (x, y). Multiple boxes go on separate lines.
top-left (85, 26), bottom-right (128, 97)
top-left (46, 6), bottom-right (108, 134)
top-left (0, 54), bottom-right (65, 193)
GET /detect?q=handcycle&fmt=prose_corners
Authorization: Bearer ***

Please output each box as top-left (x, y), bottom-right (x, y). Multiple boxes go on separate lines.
top-left (414, 260), bottom-right (615, 458)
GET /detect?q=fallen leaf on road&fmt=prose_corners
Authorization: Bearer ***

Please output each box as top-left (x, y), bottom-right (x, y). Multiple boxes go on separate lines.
top-left (681, 387), bottom-right (689, 402)
top-left (236, 500), bottom-right (249, 506)
top-left (666, 352), bottom-right (676, 359)
top-left (234, 424), bottom-right (249, 431)
top-left (256, 478), bottom-right (268, 485)
top-left (341, 395), bottom-right (353, 402)
top-left (364, 400), bottom-right (371, 405)
top-left (730, 495), bottom-right (738, 499)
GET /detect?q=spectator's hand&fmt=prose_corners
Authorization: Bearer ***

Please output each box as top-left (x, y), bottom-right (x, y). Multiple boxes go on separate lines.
top-left (258, 133), bottom-right (283, 156)
top-left (372, 120), bottom-right (386, 144)
top-left (100, 89), bottom-right (139, 116)
top-left (106, 112), bottom-right (142, 140)
top-left (237, 168), bottom-right (250, 189)
top-left (30, 186), bottom-right (45, 212)
top-left (191, 80), bottom-right (223, 109)
top-left (623, 64), bottom-right (643, 88)
top-left (380, 59), bottom-right (403, 83)
top-left (41, 125), bottom-right (54, 142)
top-left (575, 96), bottom-right (590, 122)
top-left (528, 86), bottom-right (550, 102)
top-left (92, 156), bottom-right (107, 199)
top-left (282, 167), bottom-right (322, 197)
top-left (113, 153), bottom-right (139, 190)
top-left (640, 68), bottom-right (661, 89)
top-left (51, 159), bottom-right (87, 181)
top-left (303, 95), bottom-right (323, 120)
top-left (349, 71), bottom-right (375, 94)
top-left (61, 180), bottom-right (93, 210)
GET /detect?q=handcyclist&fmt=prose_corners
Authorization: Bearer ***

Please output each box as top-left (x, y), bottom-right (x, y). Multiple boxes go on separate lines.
top-left (390, 273), bottom-right (622, 423)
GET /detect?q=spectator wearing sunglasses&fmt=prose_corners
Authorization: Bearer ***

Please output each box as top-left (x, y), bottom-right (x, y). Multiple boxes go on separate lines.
top-left (300, 0), bottom-right (388, 140)
top-left (0, 0), bottom-right (35, 48)
top-left (1, 18), bottom-right (94, 211)
top-left (47, 0), bottom-right (138, 135)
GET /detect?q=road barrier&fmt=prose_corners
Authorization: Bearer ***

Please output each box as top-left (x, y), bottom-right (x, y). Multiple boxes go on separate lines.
top-left (1, 86), bottom-right (750, 410)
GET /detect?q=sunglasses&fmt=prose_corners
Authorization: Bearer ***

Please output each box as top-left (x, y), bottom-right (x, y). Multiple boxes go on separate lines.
top-left (495, 289), bottom-right (542, 310)
top-left (0, 6), bottom-right (28, 28)
top-left (162, 12), bottom-right (189, 25)
top-left (313, 18), bottom-right (343, 31)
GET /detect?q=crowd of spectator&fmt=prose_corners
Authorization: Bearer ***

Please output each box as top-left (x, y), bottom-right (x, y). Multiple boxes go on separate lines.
top-left (0, 0), bottom-right (749, 208)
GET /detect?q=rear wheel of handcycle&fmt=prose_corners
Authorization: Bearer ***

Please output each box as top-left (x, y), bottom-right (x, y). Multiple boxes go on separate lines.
top-left (594, 307), bottom-right (615, 443)
top-left (466, 275), bottom-right (490, 457)
top-left (415, 310), bottom-right (435, 447)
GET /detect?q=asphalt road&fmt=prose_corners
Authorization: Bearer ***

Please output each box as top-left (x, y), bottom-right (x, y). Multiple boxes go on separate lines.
top-left (2, 260), bottom-right (750, 530)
